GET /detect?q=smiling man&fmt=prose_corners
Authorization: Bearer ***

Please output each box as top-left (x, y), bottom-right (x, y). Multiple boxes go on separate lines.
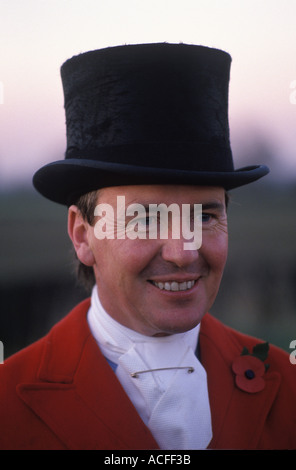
top-left (0, 43), bottom-right (295, 450)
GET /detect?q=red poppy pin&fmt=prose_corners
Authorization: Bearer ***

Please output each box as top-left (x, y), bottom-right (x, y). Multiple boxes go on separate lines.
top-left (232, 342), bottom-right (270, 393)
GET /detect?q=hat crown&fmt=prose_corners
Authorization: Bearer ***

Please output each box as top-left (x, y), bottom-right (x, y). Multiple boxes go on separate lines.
top-left (61, 43), bottom-right (233, 172)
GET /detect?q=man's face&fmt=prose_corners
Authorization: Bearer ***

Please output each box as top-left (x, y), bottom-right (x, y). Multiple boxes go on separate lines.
top-left (81, 185), bottom-right (228, 336)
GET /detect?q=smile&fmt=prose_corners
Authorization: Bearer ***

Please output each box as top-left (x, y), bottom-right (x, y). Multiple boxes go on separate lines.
top-left (150, 280), bottom-right (196, 292)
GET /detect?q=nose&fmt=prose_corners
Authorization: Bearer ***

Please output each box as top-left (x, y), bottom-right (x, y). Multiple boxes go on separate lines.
top-left (161, 236), bottom-right (199, 268)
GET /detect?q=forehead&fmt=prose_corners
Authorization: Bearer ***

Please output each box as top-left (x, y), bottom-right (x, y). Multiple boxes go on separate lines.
top-left (98, 185), bottom-right (226, 205)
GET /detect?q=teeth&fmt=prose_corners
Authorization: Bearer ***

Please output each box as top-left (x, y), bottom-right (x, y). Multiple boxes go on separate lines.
top-left (152, 280), bottom-right (196, 291)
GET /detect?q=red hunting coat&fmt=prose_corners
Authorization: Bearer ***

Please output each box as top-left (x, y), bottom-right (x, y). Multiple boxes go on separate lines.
top-left (0, 299), bottom-right (295, 450)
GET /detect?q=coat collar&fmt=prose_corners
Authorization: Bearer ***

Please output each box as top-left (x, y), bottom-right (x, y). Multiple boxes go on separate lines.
top-left (17, 299), bottom-right (158, 450)
top-left (18, 300), bottom-right (281, 450)
top-left (199, 313), bottom-right (281, 449)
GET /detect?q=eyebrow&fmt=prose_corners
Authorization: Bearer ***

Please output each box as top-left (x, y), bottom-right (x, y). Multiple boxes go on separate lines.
top-left (201, 202), bottom-right (225, 212)
top-left (127, 201), bottom-right (225, 214)
top-left (124, 194), bottom-right (225, 208)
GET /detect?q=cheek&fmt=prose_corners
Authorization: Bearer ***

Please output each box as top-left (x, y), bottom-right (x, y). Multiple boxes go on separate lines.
top-left (89, 238), bottom-right (116, 281)
top-left (201, 232), bottom-right (228, 272)
top-left (92, 238), bottom-right (160, 281)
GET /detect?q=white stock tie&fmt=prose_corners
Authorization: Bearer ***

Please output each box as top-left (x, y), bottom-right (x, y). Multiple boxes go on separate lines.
top-left (87, 287), bottom-right (213, 450)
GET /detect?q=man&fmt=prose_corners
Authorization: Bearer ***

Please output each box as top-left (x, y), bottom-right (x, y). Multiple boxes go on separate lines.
top-left (0, 43), bottom-right (295, 450)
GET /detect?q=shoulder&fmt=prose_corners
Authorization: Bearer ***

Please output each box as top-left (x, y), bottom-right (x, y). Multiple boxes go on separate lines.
top-left (0, 298), bottom-right (92, 449)
top-left (200, 313), bottom-right (295, 386)
top-left (200, 314), bottom-right (296, 449)
top-left (201, 313), bottom-right (291, 360)
top-left (0, 298), bottom-right (91, 386)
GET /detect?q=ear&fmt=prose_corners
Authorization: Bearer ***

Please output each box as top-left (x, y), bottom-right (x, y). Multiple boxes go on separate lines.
top-left (67, 205), bottom-right (95, 267)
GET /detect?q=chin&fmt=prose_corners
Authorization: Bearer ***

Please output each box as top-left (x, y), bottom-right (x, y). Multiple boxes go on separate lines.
top-left (151, 311), bottom-right (205, 336)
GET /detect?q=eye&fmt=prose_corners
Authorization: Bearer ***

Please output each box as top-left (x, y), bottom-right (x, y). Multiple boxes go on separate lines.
top-left (137, 216), bottom-right (150, 226)
top-left (202, 213), bottom-right (214, 223)
top-left (135, 215), bottom-right (158, 231)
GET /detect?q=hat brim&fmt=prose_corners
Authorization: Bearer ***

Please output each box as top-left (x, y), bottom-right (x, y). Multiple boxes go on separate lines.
top-left (33, 159), bottom-right (270, 206)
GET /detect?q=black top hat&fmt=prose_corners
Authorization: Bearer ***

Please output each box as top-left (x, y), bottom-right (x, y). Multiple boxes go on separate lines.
top-left (33, 43), bottom-right (269, 205)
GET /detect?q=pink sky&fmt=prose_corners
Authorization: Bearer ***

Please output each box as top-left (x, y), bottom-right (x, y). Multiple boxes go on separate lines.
top-left (1, 0), bottom-right (296, 189)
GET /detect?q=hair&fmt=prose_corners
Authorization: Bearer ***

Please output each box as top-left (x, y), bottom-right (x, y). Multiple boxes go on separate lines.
top-left (73, 188), bottom-right (230, 292)
top-left (73, 190), bottom-right (99, 293)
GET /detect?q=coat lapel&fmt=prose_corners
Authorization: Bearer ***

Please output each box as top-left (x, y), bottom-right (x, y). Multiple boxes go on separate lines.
top-left (17, 300), bottom-right (158, 450)
top-left (200, 314), bottom-right (281, 449)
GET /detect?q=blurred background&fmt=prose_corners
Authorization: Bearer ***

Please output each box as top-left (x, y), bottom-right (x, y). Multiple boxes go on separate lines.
top-left (0, 0), bottom-right (295, 358)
